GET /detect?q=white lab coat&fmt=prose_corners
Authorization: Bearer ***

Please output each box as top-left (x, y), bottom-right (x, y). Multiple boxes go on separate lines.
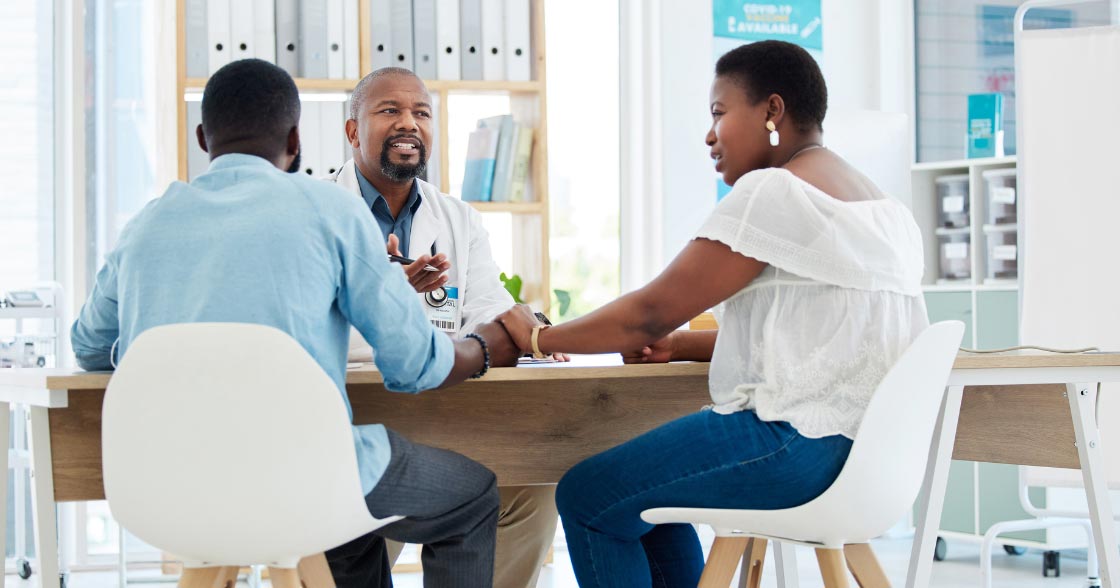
top-left (326, 159), bottom-right (515, 360)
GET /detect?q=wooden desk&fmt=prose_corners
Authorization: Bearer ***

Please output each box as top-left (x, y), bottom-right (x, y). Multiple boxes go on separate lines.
top-left (0, 358), bottom-right (710, 588)
top-left (5, 352), bottom-right (1120, 588)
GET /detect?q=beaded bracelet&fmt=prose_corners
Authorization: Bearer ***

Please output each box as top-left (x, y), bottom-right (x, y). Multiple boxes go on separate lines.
top-left (464, 333), bottom-right (490, 379)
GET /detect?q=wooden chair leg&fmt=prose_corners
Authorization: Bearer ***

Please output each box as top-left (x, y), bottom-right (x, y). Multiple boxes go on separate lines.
top-left (739, 538), bottom-right (767, 588)
top-left (700, 537), bottom-right (751, 588)
top-left (162, 552), bottom-right (182, 576)
top-left (844, 543), bottom-right (891, 588)
top-left (178, 566), bottom-right (239, 588)
top-left (297, 553), bottom-right (336, 588)
top-left (816, 548), bottom-right (851, 588)
top-left (267, 567), bottom-right (302, 588)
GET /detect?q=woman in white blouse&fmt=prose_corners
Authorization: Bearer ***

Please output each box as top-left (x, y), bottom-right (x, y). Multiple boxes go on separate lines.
top-left (499, 40), bottom-right (928, 588)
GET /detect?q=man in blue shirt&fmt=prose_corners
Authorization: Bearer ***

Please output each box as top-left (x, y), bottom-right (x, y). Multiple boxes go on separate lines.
top-left (71, 59), bottom-right (518, 588)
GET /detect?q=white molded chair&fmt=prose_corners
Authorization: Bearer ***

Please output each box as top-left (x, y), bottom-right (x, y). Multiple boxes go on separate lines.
top-left (641, 321), bottom-right (965, 588)
top-left (102, 323), bottom-right (402, 588)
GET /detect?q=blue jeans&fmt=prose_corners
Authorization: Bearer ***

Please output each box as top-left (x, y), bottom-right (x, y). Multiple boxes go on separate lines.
top-left (555, 409), bottom-right (853, 588)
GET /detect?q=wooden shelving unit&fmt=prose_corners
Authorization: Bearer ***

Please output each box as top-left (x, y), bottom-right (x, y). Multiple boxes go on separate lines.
top-left (183, 77), bottom-right (363, 91)
top-left (175, 0), bottom-right (551, 309)
top-left (469, 201), bottom-right (545, 214)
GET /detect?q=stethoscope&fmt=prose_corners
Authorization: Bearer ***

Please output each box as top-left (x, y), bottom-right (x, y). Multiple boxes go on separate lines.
top-left (421, 242), bottom-right (451, 308)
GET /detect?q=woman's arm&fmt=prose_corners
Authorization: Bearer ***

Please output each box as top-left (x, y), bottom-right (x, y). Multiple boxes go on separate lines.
top-left (672, 330), bottom-right (719, 361)
top-left (621, 329), bottom-right (718, 364)
top-left (500, 238), bottom-right (765, 355)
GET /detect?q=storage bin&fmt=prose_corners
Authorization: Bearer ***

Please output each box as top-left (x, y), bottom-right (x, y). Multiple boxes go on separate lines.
top-left (984, 224), bottom-right (1018, 280)
top-left (937, 228), bottom-right (971, 281)
top-left (983, 168), bottom-right (1017, 225)
top-left (936, 174), bottom-right (970, 228)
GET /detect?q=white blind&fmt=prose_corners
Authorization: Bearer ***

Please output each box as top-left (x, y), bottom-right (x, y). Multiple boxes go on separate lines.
top-left (0, 1), bottom-right (54, 291)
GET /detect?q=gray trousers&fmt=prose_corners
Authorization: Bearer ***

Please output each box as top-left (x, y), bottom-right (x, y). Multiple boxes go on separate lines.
top-left (325, 428), bottom-right (500, 588)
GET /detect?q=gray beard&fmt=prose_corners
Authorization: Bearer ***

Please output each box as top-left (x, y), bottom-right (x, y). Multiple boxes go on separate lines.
top-left (381, 159), bottom-right (426, 182)
top-left (380, 142), bottom-right (428, 182)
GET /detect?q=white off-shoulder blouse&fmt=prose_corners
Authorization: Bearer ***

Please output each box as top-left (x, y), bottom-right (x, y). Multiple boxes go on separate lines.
top-left (696, 167), bottom-right (929, 440)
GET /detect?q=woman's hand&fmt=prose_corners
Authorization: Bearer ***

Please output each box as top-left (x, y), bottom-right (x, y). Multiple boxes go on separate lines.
top-left (621, 332), bottom-right (677, 364)
top-left (496, 304), bottom-right (540, 354)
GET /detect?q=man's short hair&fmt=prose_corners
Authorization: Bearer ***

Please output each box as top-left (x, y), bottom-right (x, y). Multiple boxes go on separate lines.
top-left (349, 67), bottom-right (423, 120)
top-left (715, 40), bottom-right (828, 133)
top-left (201, 59), bottom-right (301, 148)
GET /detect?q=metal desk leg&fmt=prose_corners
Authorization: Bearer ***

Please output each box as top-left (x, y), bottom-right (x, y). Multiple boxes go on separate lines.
top-left (28, 407), bottom-right (60, 588)
top-left (772, 542), bottom-right (799, 588)
top-left (0, 401), bottom-right (10, 588)
top-left (1068, 383), bottom-right (1120, 588)
top-left (906, 385), bottom-right (964, 588)
top-left (15, 404), bottom-right (28, 578)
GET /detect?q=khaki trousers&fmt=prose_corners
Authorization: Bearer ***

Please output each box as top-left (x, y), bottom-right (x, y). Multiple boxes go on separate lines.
top-left (386, 485), bottom-right (558, 588)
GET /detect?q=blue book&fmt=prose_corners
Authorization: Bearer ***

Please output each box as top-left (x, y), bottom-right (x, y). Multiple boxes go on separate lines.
top-left (461, 127), bottom-right (499, 201)
top-left (478, 115), bottom-right (517, 202)
top-left (967, 93), bottom-right (1004, 158)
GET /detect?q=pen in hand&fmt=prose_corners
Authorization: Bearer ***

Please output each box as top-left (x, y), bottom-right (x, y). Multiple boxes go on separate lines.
top-left (388, 254), bottom-right (442, 273)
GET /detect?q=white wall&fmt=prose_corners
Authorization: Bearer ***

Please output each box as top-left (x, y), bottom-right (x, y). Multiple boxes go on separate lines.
top-left (653, 0), bottom-right (913, 267)
top-left (657, 0), bottom-right (716, 271)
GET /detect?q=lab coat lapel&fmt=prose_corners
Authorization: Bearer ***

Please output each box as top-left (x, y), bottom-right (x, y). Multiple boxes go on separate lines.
top-left (334, 159), bottom-right (363, 197)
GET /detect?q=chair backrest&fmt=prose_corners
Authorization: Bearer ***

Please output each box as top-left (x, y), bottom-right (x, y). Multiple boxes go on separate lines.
top-left (102, 322), bottom-right (379, 566)
top-left (794, 321), bottom-right (964, 545)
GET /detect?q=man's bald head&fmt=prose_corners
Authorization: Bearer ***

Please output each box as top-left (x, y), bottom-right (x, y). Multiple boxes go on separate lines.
top-left (349, 67), bottom-right (427, 120)
top-left (344, 67), bottom-right (434, 186)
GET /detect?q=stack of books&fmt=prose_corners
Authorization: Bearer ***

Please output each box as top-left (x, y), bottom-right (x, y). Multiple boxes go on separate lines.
top-left (461, 114), bottom-right (534, 202)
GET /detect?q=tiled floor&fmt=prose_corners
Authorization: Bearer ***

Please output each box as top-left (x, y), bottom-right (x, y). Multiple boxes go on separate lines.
top-left (9, 534), bottom-right (1097, 588)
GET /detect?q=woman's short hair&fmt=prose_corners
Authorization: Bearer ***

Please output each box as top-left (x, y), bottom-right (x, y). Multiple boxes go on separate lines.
top-left (715, 40), bottom-right (828, 132)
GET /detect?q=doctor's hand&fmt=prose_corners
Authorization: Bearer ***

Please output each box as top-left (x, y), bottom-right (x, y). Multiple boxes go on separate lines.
top-left (473, 321), bottom-right (520, 367)
top-left (622, 333), bottom-right (676, 364)
top-left (387, 234), bottom-right (451, 293)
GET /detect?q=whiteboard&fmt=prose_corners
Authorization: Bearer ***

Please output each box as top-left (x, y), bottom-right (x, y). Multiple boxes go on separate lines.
top-left (1018, 25), bottom-right (1120, 349)
top-left (1017, 23), bottom-right (1120, 488)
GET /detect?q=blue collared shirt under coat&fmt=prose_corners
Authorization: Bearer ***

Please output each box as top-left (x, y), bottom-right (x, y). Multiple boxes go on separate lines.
top-left (70, 153), bottom-right (454, 494)
top-left (356, 169), bottom-right (422, 257)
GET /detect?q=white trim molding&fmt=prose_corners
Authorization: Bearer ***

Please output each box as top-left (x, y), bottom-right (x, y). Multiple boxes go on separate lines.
top-left (618, 0), bottom-right (664, 293)
top-left (54, 0), bottom-right (87, 368)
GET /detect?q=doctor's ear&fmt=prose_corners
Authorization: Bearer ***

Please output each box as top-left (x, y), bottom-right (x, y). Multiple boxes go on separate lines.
top-left (195, 124), bottom-right (208, 153)
top-left (345, 119), bottom-right (360, 148)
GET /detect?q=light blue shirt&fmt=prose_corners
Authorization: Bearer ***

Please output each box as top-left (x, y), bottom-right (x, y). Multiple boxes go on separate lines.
top-left (71, 153), bottom-right (454, 494)
top-left (355, 169), bottom-right (422, 257)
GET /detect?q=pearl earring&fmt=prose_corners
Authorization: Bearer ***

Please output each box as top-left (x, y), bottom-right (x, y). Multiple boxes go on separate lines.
top-left (766, 121), bottom-right (779, 147)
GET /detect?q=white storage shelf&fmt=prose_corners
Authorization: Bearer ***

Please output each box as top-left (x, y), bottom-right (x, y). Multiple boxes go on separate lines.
top-left (0, 308), bottom-right (59, 320)
top-left (912, 156), bottom-right (1019, 290)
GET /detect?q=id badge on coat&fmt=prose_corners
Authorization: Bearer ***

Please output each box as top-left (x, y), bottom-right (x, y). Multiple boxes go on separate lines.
top-left (424, 286), bottom-right (461, 333)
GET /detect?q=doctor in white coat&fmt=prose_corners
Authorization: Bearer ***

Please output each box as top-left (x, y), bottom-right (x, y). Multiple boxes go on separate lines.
top-left (325, 67), bottom-right (559, 588)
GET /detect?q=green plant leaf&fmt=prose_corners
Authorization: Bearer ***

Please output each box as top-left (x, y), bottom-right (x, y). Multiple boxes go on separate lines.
top-left (499, 272), bottom-right (524, 304)
top-left (553, 289), bottom-right (571, 317)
